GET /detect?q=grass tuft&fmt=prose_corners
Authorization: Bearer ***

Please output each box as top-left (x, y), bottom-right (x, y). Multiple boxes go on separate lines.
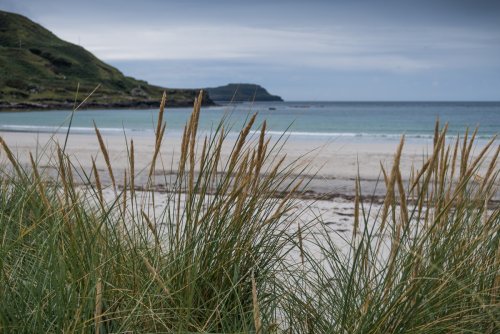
top-left (0, 92), bottom-right (498, 333)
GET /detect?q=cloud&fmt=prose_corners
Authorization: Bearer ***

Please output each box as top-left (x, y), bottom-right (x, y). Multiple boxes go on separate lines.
top-left (51, 23), bottom-right (498, 73)
top-left (7, 0), bottom-right (498, 74)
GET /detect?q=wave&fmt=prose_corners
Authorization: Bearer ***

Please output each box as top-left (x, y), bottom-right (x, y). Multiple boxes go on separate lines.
top-left (255, 130), bottom-right (495, 140)
top-left (0, 125), bottom-right (146, 134)
top-left (1, 125), bottom-right (495, 141)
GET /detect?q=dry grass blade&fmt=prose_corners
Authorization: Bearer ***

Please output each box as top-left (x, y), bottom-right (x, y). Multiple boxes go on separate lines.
top-left (433, 117), bottom-right (440, 148)
top-left (211, 127), bottom-right (225, 179)
top-left (94, 121), bottom-right (116, 193)
top-left (493, 245), bottom-right (500, 305)
top-left (149, 122), bottom-right (166, 179)
top-left (29, 152), bottom-right (50, 208)
top-left (380, 162), bottom-right (389, 188)
top-left (252, 121), bottom-right (267, 190)
top-left (230, 113), bottom-right (257, 168)
top-left (257, 121), bottom-right (267, 163)
top-left (57, 146), bottom-right (70, 203)
top-left (396, 169), bottom-right (408, 226)
top-left (199, 136), bottom-right (208, 171)
top-left (121, 169), bottom-right (127, 222)
top-left (409, 160), bottom-right (430, 193)
top-left (141, 254), bottom-right (170, 296)
top-left (148, 91), bottom-right (168, 179)
top-left (460, 127), bottom-right (470, 179)
top-left (463, 135), bottom-right (497, 180)
top-left (0, 136), bottom-right (23, 177)
top-left (190, 90), bottom-right (203, 143)
top-left (73, 84), bottom-right (101, 112)
top-left (465, 127), bottom-right (479, 165)
top-left (380, 135), bottom-right (405, 228)
top-left (411, 125), bottom-right (447, 195)
top-left (251, 271), bottom-right (262, 334)
top-left (188, 91), bottom-right (203, 193)
top-left (179, 124), bottom-right (190, 176)
top-left (129, 139), bottom-right (135, 199)
top-left (156, 91), bottom-right (167, 138)
top-left (142, 210), bottom-right (161, 248)
top-left (92, 157), bottom-right (104, 206)
top-left (94, 277), bottom-right (103, 334)
top-left (298, 223), bottom-right (305, 266)
top-left (267, 178), bottom-right (302, 223)
top-left (480, 144), bottom-right (499, 192)
top-left (353, 176), bottom-right (360, 240)
top-left (446, 135), bottom-right (461, 201)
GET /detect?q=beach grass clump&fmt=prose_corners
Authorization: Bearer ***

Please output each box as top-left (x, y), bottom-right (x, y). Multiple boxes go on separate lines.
top-left (0, 91), bottom-right (304, 332)
top-left (276, 125), bottom-right (499, 333)
top-left (0, 92), bottom-right (498, 333)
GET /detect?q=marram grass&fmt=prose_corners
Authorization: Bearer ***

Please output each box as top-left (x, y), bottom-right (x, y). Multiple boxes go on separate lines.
top-left (0, 93), bottom-right (498, 333)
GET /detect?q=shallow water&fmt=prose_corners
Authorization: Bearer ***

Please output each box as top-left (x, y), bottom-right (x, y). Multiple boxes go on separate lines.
top-left (0, 101), bottom-right (498, 143)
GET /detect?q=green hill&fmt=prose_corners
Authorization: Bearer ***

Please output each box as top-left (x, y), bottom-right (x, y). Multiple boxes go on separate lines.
top-left (0, 10), bottom-right (212, 110)
top-left (206, 83), bottom-right (283, 102)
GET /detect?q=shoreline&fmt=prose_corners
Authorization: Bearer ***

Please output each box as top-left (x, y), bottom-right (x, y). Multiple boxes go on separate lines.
top-left (0, 99), bottom-right (216, 112)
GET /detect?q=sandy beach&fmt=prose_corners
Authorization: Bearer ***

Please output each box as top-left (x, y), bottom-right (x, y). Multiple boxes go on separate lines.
top-left (1, 129), bottom-right (497, 238)
top-left (1, 130), bottom-right (497, 198)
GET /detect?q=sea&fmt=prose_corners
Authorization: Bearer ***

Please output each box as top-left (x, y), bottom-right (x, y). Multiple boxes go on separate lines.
top-left (0, 102), bottom-right (499, 144)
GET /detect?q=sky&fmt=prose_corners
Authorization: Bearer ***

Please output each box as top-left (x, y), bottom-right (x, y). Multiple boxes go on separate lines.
top-left (1, 0), bottom-right (500, 101)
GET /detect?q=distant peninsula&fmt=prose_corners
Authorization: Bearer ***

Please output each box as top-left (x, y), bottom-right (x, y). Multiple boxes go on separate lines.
top-left (206, 84), bottom-right (283, 102)
top-left (0, 10), bottom-right (213, 110)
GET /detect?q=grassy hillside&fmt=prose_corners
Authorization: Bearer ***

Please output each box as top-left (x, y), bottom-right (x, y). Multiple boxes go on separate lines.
top-left (0, 10), bottom-right (212, 109)
top-left (206, 83), bottom-right (283, 102)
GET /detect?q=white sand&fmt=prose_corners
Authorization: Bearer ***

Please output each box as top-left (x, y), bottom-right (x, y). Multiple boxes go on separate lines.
top-left (1, 130), bottom-right (496, 198)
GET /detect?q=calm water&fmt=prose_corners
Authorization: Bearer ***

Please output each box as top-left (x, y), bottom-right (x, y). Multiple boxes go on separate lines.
top-left (0, 102), bottom-right (498, 143)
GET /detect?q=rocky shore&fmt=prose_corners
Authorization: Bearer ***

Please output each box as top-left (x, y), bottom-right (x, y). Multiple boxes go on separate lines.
top-left (0, 98), bottom-right (215, 111)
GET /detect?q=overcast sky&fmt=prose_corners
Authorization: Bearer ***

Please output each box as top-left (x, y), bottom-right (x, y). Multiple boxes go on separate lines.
top-left (1, 0), bottom-right (500, 100)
